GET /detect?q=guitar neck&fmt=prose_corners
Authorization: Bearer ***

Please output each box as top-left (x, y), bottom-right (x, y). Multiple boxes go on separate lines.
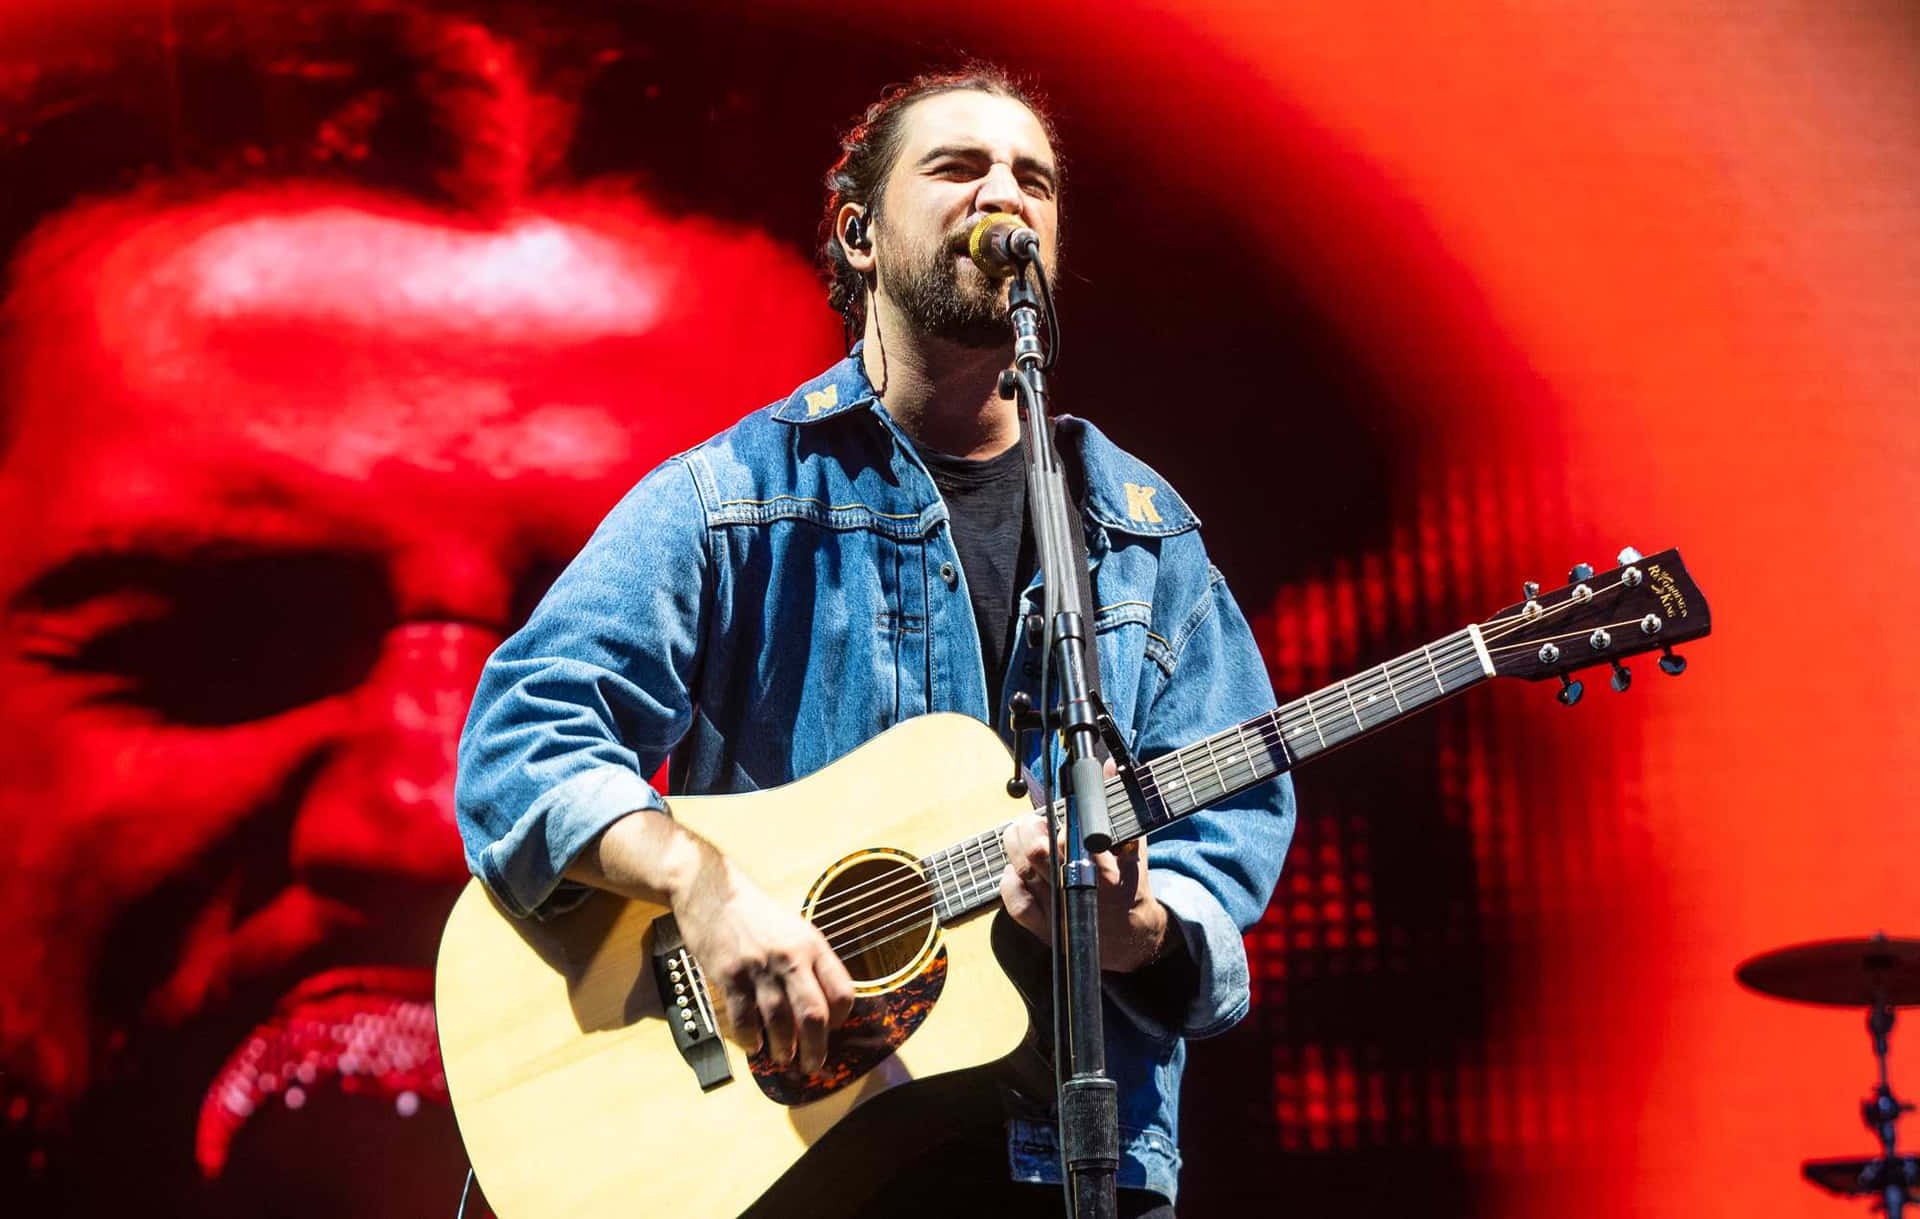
top-left (921, 624), bottom-right (1496, 923)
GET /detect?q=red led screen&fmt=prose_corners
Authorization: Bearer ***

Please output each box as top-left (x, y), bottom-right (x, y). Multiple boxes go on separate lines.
top-left (1, 2), bottom-right (1913, 1217)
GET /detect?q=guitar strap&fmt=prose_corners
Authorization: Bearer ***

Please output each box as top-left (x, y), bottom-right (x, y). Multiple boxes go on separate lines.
top-left (1045, 425), bottom-right (1110, 763)
top-left (1068, 465), bottom-right (1109, 748)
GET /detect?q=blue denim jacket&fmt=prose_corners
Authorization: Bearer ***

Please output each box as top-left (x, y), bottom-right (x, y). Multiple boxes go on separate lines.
top-left (455, 353), bottom-right (1296, 1203)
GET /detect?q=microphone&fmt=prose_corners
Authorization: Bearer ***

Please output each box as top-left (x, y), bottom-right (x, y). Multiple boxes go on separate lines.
top-left (967, 214), bottom-right (1041, 278)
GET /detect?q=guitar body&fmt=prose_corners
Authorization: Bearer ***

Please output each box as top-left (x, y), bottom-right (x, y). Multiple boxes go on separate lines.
top-left (435, 714), bottom-right (1039, 1219)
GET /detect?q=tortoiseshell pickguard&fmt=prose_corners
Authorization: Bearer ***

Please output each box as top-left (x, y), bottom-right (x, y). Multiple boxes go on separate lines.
top-left (747, 948), bottom-right (947, 1105)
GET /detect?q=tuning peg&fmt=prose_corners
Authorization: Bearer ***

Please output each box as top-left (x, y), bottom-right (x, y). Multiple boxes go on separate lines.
top-left (1522, 580), bottom-right (1540, 600)
top-left (1557, 675), bottom-right (1584, 706)
top-left (1610, 660), bottom-right (1632, 692)
top-left (1658, 647), bottom-right (1688, 676)
top-left (1569, 562), bottom-right (1595, 583)
top-left (1617, 546), bottom-right (1643, 565)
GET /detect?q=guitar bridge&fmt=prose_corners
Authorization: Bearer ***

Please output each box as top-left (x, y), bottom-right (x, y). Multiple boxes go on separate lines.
top-left (649, 913), bottom-right (732, 1091)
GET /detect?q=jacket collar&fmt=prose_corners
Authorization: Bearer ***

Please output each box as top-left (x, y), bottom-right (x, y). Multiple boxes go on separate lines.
top-left (770, 355), bottom-right (1199, 538)
top-left (769, 351), bottom-right (878, 424)
top-left (1055, 416), bottom-right (1200, 538)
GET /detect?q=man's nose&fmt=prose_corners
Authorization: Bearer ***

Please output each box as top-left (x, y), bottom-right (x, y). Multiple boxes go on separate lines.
top-left (289, 622), bottom-right (496, 895)
top-left (974, 163), bottom-right (1028, 219)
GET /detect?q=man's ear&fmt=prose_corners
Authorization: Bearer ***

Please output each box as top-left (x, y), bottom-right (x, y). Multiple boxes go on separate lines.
top-left (836, 202), bottom-right (875, 275)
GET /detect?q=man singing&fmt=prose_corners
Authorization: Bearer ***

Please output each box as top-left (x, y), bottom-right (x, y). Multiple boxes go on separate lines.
top-left (457, 65), bottom-right (1296, 1216)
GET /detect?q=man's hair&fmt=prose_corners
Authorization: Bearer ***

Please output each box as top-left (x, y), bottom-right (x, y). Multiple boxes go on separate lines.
top-left (819, 63), bottom-right (1059, 338)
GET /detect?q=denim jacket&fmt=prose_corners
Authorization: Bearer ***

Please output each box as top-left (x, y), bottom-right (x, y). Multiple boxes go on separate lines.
top-left (455, 353), bottom-right (1296, 1203)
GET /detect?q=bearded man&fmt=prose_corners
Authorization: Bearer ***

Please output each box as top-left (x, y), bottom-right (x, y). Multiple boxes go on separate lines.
top-left (456, 65), bottom-right (1296, 1216)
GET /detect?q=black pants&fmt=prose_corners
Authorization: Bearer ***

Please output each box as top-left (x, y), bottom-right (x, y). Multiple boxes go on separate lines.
top-left (844, 1120), bottom-right (1175, 1219)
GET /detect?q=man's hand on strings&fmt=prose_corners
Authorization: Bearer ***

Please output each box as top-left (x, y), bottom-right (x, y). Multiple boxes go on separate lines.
top-left (569, 809), bottom-right (856, 1073)
top-left (670, 844), bottom-right (856, 1073)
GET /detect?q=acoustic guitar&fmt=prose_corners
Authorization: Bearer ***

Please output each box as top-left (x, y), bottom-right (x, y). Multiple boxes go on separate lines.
top-left (436, 547), bottom-right (1710, 1217)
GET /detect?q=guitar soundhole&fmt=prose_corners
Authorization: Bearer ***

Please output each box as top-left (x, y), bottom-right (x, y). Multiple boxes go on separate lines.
top-left (806, 849), bottom-right (938, 993)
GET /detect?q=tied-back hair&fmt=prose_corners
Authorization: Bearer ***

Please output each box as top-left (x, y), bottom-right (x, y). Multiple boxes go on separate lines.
top-left (820, 62), bottom-right (1059, 343)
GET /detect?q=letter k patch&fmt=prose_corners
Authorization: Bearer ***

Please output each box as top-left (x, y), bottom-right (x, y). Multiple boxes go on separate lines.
top-left (1123, 482), bottom-right (1162, 524)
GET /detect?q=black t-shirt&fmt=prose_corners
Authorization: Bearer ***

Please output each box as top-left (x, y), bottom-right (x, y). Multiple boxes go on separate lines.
top-left (920, 442), bottom-right (1034, 713)
top-left (921, 438), bottom-right (1201, 1020)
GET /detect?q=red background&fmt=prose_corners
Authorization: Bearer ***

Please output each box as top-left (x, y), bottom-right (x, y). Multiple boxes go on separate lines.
top-left (2, 2), bottom-right (1915, 1216)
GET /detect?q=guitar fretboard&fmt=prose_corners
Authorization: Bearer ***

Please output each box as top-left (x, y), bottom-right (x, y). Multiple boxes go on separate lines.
top-left (921, 626), bottom-right (1492, 921)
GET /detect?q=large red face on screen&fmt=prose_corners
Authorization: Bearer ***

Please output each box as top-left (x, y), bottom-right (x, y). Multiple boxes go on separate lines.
top-left (0, 183), bottom-right (827, 1210)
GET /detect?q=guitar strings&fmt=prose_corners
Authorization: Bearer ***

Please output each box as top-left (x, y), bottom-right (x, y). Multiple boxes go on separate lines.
top-left (1102, 577), bottom-right (1642, 851)
top-left (808, 624), bottom-right (1503, 933)
top-left (803, 581), bottom-right (1643, 954)
top-left (814, 642), bottom-right (1518, 958)
top-left (1481, 576), bottom-right (1634, 646)
top-left (810, 655), bottom-right (1494, 952)
top-left (804, 831), bottom-right (1005, 937)
top-left (808, 635), bottom-right (1497, 944)
top-left (819, 673), bottom-right (1465, 960)
top-left (803, 634), bottom-right (1493, 943)
top-left (1114, 576), bottom-right (1638, 833)
top-left (1483, 616), bottom-right (1653, 655)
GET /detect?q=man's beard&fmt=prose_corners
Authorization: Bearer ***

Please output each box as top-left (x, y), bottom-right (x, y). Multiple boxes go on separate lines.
top-left (881, 231), bottom-right (1013, 350)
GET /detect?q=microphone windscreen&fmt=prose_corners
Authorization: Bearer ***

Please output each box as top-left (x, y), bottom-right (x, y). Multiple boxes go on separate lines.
top-left (967, 214), bottom-right (1027, 276)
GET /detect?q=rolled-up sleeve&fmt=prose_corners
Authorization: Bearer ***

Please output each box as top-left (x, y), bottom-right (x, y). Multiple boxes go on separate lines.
top-left (1110, 566), bottom-right (1296, 1042)
top-left (455, 457), bottom-right (711, 919)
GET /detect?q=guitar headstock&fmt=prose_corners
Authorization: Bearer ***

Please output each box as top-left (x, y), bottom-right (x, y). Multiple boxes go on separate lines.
top-left (1481, 547), bottom-right (1711, 703)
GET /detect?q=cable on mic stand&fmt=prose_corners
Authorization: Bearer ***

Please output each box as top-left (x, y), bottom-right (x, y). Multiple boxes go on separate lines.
top-left (997, 245), bottom-right (1122, 1219)
top-left (1032, 249), bottom-right (1061, 371)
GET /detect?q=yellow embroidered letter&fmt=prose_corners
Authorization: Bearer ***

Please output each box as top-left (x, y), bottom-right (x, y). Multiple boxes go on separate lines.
top-left (1124, 482), bottom-right (1162, 524)
top-left (804, 385), bottom-right (839, 416)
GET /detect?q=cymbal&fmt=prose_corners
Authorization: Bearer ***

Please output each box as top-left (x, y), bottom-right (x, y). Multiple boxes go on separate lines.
top-left (1737, 935), bottom-right (1920, 1007)
top-left (1803, 1155), bottom-right (1920, 1197)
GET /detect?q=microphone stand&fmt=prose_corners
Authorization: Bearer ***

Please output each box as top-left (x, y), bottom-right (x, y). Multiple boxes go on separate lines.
top-left (1000, 264), bottom-right (1119, 1219)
